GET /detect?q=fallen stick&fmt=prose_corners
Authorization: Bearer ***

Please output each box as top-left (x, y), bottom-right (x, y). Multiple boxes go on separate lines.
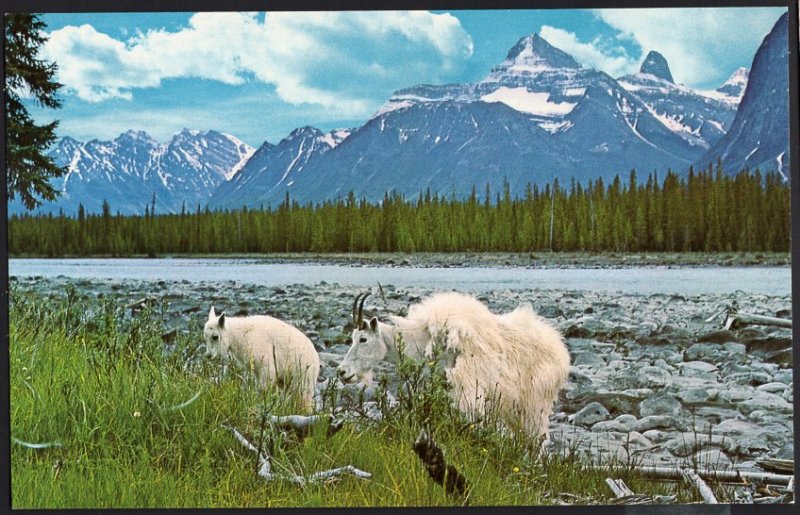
top-left (225, 424), bottom-right (371, 484)
top-left (606, 478), bottom-right (634, 498)
top-left (126, 297), bottom-right (157, 311)
top-left (226, 425), bottom-right (273, 477)
top-left (588, 465), bottom-right (793, 486)
top-left (11, 437), bottom-right (63, 449)
top-left (267, 414), bottom-right (345, 438)
top-left (723, 310), bottom-right (791, 330)
top-left (164, 389), bottom-right (203, 411)
top-left (682, 469), bottom-right (718, 504)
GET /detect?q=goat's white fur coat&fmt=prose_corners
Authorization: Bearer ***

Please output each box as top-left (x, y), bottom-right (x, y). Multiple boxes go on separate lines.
top-left (204, 307), bottom-right (320, 412)
top-left (342, 292), bottom-right (570, 439)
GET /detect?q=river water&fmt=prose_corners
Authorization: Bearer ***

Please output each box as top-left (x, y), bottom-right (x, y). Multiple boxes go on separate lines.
top-left (7, 258), bottom-right (791, 296)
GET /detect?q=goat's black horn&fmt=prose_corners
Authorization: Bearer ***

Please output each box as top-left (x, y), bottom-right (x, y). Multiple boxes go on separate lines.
top-left (357, 291), bottom-right (371, 326)
top-left (352, 292), bottom-right (365, 323)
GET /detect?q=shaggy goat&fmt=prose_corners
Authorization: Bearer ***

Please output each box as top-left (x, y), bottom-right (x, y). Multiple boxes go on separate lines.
top-left (337, 292), bottom-right (570, 439)
top-left (204, 307), bottom-right (320, 412)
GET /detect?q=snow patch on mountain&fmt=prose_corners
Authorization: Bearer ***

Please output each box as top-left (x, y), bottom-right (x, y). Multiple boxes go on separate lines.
top-left (480, 87), bottom-right (577, 116)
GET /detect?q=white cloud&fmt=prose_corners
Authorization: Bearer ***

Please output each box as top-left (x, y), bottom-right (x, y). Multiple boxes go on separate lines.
top-left (42, 11), bottom-right (473, 116)
top-left (539, 25), bottom-right (637, 78)
top-left (595, 7), bottom-right (786, 87)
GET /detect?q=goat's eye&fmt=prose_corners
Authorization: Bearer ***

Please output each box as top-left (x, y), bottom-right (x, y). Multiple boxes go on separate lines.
top-left (211, 334), bottom-right (219, 341)
top-left (359, 337), bottom-right (367, 343)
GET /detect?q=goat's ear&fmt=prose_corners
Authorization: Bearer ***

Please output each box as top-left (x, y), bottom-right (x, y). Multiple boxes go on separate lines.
top-left (218, 313), bottom-right (226, 328)
top-left (369, 317), bottom-right (379, 332)
top-left (209, 306), bottom-right (216, 320)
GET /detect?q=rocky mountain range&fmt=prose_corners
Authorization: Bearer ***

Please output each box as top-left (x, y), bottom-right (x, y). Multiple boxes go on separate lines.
top-left (9, 129), bottom-right (254, 216)
top-left (14, 13), bottom-right (788, 215)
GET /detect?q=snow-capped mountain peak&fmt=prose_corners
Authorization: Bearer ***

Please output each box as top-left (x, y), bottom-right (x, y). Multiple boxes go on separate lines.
top-left (640, 51), bottom-right (674, 83)
top-left (484, 33), bottom-right (582, 82)
top-left (716, 67), bottom-right (750, 98)
top-left (13, 129), bottom-right (257, 216)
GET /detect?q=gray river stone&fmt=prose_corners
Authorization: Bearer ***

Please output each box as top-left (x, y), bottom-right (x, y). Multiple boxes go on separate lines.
top-left (639, 394), bottom-right (687, 419)
top-left (675, 387), bottom-right (713, 404)
top-left (723, 342), bottom-right (747, 355)
top-left (692, 449), bottom-right (734, 470)
top-left (766, 348), bottom-right (793, 367)
top-left (712, 418), bottom-right (763, 436)
top-left (634, 415), bottom-right (689, 433)
top-left (745, 335), bottom-right (793, 353)
top-left (772, 369), bottom-right (793, 384)
top-left (727, 371), bottom-right (773, 387)
top-left (572, 352), bottom-right (606, 367)
top-left (677, 360), bottom-right (719, 380)
top-left (737, 391), bottom-right (794, 416)
top-left (684, 343), bottom-right (725, 362)
top-left (572, 402), bottom-right (610, 427)
top-left (563, 316), bottom-right (610, 338)
top-left (755, 382), bottom-right (789, 394)
top-left (663, 432), bottom-right (727, 457)
top-left (696, 330), bottom-right (738, 344)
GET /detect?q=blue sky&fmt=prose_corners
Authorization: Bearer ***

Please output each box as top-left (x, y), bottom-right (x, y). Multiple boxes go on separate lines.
top-left (29, 8), bottom-right (787, 148)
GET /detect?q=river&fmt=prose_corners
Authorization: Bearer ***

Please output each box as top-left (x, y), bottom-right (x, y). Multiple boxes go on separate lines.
top-left (7, 258), bottom-right (792, 296)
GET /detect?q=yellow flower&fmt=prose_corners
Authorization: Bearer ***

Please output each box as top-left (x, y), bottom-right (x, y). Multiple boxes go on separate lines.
top-left (512, 466), bottom-right (520, 473)
top-left (133, 411), bottom-right (141, 418)
top-left (481, 448), bottom-right (488, 453)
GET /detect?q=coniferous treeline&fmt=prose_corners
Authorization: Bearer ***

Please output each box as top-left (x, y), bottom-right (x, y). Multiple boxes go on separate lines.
top-left (8, 165), bottom-right (791, 256)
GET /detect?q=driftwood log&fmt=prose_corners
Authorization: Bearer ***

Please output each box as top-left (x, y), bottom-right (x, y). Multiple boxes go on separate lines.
top-left (606, 478), bottom-right (634, 497)
top-left (604, 478), bottom-right (677, 505)
top-left (225, 424), bottom-right (371, 484)
top-left (589, 465), bottom-right (793, 486)
top-left (126, 296), bottom-right (158, 313)
top-left (707, 302), bottom-right (793, 330)
top-left (682, 469), bottom-right (719, 504)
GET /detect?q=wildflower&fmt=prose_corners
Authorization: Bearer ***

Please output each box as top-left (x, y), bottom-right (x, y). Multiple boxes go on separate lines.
top-left (481, 448), bottom-right (488, 453)
top-left (133, 411), bottom-right (141, 418)
top-left (513, 466), bottom-right (520, 473)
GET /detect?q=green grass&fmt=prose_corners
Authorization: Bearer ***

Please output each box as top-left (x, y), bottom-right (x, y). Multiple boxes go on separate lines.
top-left (10, 285), bottom-right (685, 508)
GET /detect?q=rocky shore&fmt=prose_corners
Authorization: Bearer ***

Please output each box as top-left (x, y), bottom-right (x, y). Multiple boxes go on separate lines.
top-left (13, 251), bottom-right (791, 268)
top-left (10, 274), bottom-right (794, 475)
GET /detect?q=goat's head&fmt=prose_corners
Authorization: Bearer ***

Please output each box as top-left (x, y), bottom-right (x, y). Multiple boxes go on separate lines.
top-left (337, 292), bottom-right (386, 384)
top-left (204, 306), bottom-right (231, 361)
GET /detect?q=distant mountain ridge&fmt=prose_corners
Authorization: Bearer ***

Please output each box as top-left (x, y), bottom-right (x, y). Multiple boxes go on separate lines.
top-left (617, 51), bottom-right (739, 152)
top-left (17, 14), bottom-right (789, 216)
top-left (209, 31), bottom-right (749, 209)
top-left (9, 129), bottom-right (253, 216)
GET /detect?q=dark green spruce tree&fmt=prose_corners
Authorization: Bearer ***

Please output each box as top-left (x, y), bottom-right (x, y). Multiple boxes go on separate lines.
top-left (5, 13), bottom-right (64, 209)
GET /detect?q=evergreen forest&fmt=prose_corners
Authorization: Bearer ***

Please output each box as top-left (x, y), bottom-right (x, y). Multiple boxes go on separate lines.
top-left (8, 165), bottom-right (791, 256)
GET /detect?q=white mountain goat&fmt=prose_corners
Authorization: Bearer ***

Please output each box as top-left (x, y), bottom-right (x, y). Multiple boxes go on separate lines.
top-left (204, 307), bottom-right (320, 412)
top-left (337, 292), bottom-right (570, 440)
